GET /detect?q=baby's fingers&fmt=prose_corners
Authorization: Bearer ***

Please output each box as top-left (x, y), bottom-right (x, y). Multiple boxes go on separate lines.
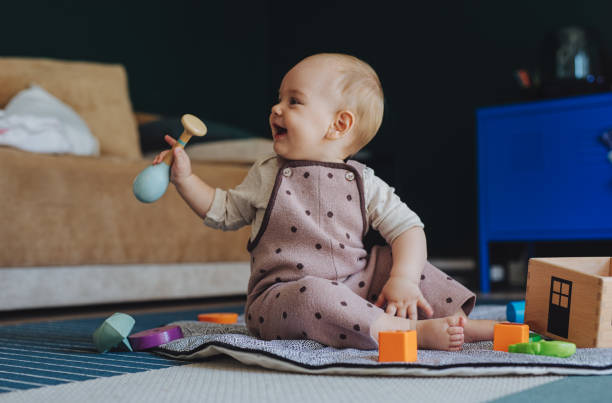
top-left (164, 134), bottom-right (177, 146)
top-left (418, 296), bottom-right (434, 318)
top-left (152, 149), bottom-right (170, 165)
top-left (152, 134), bottom-right (177, 164)
top-left (173, 146), bottom-right (189, 169)
top-left (374, 294), bottom-right (386, 308)
top-left (407, 303), bottom-right (418, 320)
top-left (385, 304), bottom-right (397, 316)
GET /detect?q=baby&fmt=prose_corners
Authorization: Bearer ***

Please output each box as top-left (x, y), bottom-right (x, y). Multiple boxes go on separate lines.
top-left (153, 53), bottom-right (496, 350)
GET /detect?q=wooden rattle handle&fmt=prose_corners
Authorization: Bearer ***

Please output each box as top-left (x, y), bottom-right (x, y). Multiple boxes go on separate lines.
top-left (162, 114), bottom-right (207, 166)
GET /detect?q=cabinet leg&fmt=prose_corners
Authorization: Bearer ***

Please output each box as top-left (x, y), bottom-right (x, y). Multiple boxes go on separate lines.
top-left (479, 240), bottom-right (490, 293)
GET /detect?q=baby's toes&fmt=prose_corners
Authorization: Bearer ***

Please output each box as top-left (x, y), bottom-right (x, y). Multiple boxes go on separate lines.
top-left (449, 333), bottom-right (464, 350)
top-left (447, 325), bottom-right (464, 336)
top-left (450, 334), bottom-right (464, 343)
top-left (446, 314), bottom-right (466, 328)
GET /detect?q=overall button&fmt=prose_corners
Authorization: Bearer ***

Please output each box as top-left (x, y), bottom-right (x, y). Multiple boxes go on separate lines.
top-left (283, 168), bottom-right (292, 177)
top-left (345, 172), bottom-right (355, 181)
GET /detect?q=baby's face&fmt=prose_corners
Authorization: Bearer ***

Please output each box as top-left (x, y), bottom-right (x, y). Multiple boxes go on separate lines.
top-left (270, 57), bottom-right (345, 162)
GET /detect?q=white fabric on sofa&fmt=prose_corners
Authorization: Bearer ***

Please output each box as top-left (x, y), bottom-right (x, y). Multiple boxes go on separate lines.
top-left (0, 84), bottom-right (99, 155)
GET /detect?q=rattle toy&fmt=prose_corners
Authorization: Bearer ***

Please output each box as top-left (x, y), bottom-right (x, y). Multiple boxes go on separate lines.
top-left (133, 114), bottom-right (207, 203)
top-left (92, 312), bottom-right (135, 353)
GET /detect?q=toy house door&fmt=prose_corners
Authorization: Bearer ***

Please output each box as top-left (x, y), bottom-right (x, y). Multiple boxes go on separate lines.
top-left (547, 276), bottom-right (572, 338)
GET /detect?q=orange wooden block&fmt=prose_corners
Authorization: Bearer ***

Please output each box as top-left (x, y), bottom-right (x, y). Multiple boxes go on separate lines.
top-left (378, 330), bottom-right (417, 362)
top-left (197, 313), bottom-right (238, 324)
top-left (493, 322), bottom-right (529, 352)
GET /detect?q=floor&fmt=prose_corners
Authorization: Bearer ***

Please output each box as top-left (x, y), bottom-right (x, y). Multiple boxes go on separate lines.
top-left (0, 357), bottom-right (567, 403)
top-left (0, 296), bottom-right (248, 326)
top-left (0, 292), bottom-right (526, 326)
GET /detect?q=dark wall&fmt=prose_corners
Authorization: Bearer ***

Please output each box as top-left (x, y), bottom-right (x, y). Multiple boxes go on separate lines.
top-left (0, 0), bottom-right (270, 135)
top-left (3, 0), bottom-right (612, 260)
top-left (268, 0), bottom-right (612, 258)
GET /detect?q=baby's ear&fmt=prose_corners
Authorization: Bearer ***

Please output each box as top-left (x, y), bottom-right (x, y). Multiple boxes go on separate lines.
top-left (329, 110), bottom-right (354, 139)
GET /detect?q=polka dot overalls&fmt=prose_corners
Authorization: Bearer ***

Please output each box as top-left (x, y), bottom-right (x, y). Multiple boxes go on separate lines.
top-left (244, 160), bottom-right (475, 349)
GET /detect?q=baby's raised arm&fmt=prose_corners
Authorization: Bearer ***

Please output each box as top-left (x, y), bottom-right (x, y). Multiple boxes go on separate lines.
top-left (152, 135), bottom-right (215, 219)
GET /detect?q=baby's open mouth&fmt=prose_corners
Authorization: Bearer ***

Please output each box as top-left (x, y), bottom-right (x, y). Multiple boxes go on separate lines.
top-left (273, 124), bottom-right (287, 137)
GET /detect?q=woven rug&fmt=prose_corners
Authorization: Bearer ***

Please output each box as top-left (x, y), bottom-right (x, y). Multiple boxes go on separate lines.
top-left (155, 305), bottom-right (612, 376)
top-left (0, 307), bottom-right (242, 394)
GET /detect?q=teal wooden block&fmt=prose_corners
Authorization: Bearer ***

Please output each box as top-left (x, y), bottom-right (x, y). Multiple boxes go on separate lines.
top-left (92, 313), bottom-right (136, 353)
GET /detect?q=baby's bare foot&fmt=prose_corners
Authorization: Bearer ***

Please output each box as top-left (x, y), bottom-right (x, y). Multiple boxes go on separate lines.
top-left (416, 315), bottom-right (465, 351)
top-left (463, 318), bottom-right (497, 343)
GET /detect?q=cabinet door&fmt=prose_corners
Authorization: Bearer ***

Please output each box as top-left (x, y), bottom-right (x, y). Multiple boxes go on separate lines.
top-left (478, 95), bottom-right (612, 239)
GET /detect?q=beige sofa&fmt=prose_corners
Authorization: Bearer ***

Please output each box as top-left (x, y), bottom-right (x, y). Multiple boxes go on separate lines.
top-left (0, 58), bottom-right (252, 311)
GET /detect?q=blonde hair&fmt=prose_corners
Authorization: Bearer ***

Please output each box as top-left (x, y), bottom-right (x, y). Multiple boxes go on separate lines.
top-left (306, 53), bottom-right (384, 155)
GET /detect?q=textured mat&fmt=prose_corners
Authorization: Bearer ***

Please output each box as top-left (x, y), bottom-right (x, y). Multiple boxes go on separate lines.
top-left (155, 306), bottom-right (612, 376)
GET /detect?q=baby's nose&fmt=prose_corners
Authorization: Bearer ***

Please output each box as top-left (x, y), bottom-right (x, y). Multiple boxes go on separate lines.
top-left (271, 103), bottom-right (282, 115)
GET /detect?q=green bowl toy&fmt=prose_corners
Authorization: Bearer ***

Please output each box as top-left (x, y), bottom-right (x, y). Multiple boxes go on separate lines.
top-left (508, 339), bottom-right (576, 358)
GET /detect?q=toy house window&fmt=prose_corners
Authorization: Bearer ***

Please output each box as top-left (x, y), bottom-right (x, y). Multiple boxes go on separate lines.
top-left (551, 278), bottom-right (571, 308)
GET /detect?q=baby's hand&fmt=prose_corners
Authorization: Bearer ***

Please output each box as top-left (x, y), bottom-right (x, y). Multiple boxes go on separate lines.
top-left (152, 134), bottom-right (193, 184)
top-left (375, 276), bottom-right (434, 320)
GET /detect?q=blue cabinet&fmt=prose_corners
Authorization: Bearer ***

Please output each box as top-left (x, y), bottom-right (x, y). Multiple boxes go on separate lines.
top-left (477, 93), bottom-right (612, 292)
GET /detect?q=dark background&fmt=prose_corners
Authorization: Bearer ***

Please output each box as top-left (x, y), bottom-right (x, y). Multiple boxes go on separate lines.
top-left (3, 0), bottom-right (612, 265)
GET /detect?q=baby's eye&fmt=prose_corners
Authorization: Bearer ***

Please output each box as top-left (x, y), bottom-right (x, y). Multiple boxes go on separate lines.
top-left (289, 97), bottom-right (301, 105)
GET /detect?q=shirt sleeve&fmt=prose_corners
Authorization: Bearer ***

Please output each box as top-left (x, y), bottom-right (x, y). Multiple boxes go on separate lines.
top-left (203, 160), bottom-right (263, 231)
top-left (364, 167), bottom-right (424, 244)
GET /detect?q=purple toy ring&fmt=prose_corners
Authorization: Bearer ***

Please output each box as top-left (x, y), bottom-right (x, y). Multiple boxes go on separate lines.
top-left (128, 325), bottom-right (184, 351)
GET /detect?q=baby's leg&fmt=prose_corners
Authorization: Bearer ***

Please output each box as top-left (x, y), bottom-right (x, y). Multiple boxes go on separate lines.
top-left (369, 313), bottom-right (465, 351)
top-left (360, 246), bottom-right (477, 320)
top-left (246, 276), bottom-right (386, 349)
top-left (454, 309), bottom-right (498, 343)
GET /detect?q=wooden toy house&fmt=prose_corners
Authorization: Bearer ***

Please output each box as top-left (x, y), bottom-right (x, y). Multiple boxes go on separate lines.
top-left (524, 257), bottom-right (612, 348)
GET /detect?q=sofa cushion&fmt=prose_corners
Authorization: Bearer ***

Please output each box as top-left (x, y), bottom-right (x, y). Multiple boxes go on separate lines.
top-left (0, 57), bottom-right (141, 159)
top-left (0, 147), bottom-right (251, 267)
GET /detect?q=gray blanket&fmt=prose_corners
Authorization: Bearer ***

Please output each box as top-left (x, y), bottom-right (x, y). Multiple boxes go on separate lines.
top-left (154, 306), bottom-right (612, 376)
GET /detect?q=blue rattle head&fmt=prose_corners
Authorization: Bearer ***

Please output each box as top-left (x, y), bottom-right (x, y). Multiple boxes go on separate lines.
top-left (133, 163), bottom-right (170, 203)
